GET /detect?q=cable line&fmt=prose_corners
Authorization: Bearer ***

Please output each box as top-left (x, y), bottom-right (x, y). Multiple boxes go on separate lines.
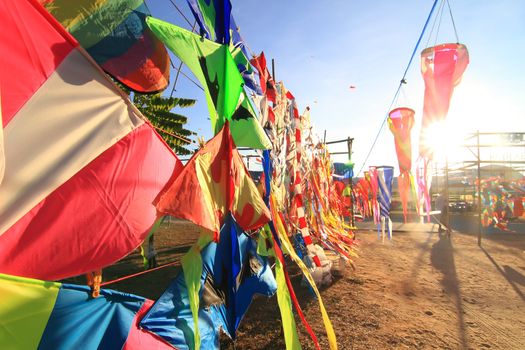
top-left (356, 0), bottom-right (440, 177)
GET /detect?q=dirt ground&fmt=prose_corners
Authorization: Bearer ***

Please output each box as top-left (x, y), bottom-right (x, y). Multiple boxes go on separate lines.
top-left (91, 219), bottom-right (525, 349)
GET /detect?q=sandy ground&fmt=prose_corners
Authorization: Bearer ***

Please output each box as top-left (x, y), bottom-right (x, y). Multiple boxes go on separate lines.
top-left (89, 219), bottom-right (525, 349)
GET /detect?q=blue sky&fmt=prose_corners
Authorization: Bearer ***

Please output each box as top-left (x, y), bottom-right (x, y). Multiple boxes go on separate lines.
top-left (148, 1), bottom-right (525, 174)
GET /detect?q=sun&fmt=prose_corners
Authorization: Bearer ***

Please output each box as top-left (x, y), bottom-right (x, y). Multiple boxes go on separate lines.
top-left (420, 119), bottom-right (466, 160)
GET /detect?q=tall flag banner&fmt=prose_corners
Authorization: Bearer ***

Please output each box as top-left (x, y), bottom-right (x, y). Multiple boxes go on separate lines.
top-left (146, 17), bottom-right (271, 149)
top-left (40, 0), bottom-right (170, 93)
top-left (388, 107), bottom-right (415, 222)
top-left (377, 166), bottom-right (394, 240)
top-left (186, 0), bottom-right (261, 93)
top-left (156, 123), bottom-right (271, 238)
top-left (139, 216), bottom-right (277, 350)
top-left (251, 52), bottom-right (277, 103)
top-left (186, 0), bottom-right (232, 44)
top-left (418, 43), bottom-right (469, 216)
top-left (0, 0), bottom-right (182, 281)
top-left (285, 92), bottom-right (321, 267)
top-left (0, 273), bottom-right (174, 350)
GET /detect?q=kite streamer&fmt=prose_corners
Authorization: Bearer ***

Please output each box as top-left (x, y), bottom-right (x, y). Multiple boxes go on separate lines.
top-left (418, 43), bottom-right (469, 217)
top-left (388, 107), bottom-right (415, 222)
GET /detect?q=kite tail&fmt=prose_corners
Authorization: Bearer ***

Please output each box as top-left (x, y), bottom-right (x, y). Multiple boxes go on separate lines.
top-left (416, 157), bottom-right (432, 222)
top-left (410, 173), bottom-right (420, 217)
top-left (181, 232), bottom-right (214, 350)
top-left (273, 206), bottom-right (338, 350)
top-left (398, 171), bottom-right (412, 222)
top-left (268, 222), bottom-right (321, 350)
top-left (261, 226), bottom-right (302, 350)
top-left (381, 216), bottom-right (385, 243)
top-left (388, 217), bottom-right (392, 239)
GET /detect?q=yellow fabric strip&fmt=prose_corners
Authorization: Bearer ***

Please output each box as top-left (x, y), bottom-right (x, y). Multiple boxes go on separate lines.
top-left (271, 197), bottom-right (338, 350)
top-left (260, 227), bottom-right (301, 350)
top-left (0, 274), bottom-right (61, 350)
top-left (181, 230), bottom-right (213, 350)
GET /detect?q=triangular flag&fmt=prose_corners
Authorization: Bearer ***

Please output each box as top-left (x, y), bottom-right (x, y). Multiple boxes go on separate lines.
top-left (156, 123), bottom-right (270, 238)
top-left (146, 17), bottom-right (270, 149)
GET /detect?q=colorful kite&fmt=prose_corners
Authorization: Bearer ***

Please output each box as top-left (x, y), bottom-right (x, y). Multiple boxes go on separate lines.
top-left (377, 166), bottom-right (394, 240)
top-left (419, 43), bottom-right (469, 157)
top-left (140, 215), bottom-right (277, 349)
top-left (388, 107), bottom-right (415, 222)
top-left (418, 43), bottom-right (469, 216)
top-left (146, 16), bottom-right (271, 149)
top-left (0, 273), bottom-right (173, 350)
top-left (40, 0), bottom-right (170, 93)
top-left (0, 0), bottom-right (181, 281)
top-left (156, 122), bottom-right (271, 239)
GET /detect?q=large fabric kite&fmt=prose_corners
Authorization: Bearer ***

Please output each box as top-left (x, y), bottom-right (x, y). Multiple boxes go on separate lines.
top-left (40, 0), bottom-right (170, 93)
top-left (0, 0), bottom-right (182, 280)
top-left (139, 215), bottom-right (277, 350)
top-left (418, 43), bottom-right (469, 216)
top-left (146, 16), bottom-right (271, 149)
top-left (0, 273), bottom-right (173, 350)
top-left (156, 123), bottom-right (271, 238)
top-left (388, 107), bottom-right (415, 222)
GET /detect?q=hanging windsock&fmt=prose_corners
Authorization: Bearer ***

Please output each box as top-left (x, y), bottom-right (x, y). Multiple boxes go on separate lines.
top-left (368, 166), bottom-right (380, 226)
top-left (418, 43), bottom-right (469, 217)
top-left (377, 166), bottom-right (394, 241)
top-left (388, 107), bottom-right (415, 222)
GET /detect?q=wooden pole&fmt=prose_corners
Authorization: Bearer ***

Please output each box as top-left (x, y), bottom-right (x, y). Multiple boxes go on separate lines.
top-left (445, 154), bottom-right (450, 232)
top-left (271, 58), bottom-right (276, 81)
top-left (347, 137), bottom-right (355, 227)
top-left (477, 130), bottom-right (482, 246)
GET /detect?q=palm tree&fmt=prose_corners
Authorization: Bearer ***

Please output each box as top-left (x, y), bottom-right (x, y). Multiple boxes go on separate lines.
top-left (132, 93), bottom-right (197, 155)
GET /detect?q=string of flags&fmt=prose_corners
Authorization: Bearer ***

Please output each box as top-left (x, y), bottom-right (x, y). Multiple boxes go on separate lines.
top-left (0, 0), bottom-right (479, 349)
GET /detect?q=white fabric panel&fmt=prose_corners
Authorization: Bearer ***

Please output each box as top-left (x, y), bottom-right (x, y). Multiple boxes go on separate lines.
top-left (0, 49), bottom-right (144, 235)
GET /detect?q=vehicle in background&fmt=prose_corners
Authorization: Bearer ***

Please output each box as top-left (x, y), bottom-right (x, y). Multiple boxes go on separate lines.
top-left (448, 201), bottom-right (471, 213)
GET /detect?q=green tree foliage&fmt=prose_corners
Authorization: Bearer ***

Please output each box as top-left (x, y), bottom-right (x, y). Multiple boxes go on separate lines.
top-left (132, 93), bottom-right (197, 155)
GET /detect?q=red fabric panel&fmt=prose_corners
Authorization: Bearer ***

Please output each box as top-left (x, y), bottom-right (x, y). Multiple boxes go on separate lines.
top-left (0, 124), bottom-right (181, 280)
top-left (303, 235), bottom-right (313, 245)
top-left (123, 300), bottom-right (174, 350)
top-left (298, 216), bottom-right (308, 228)
top-left (250, 52), bottom-right (276, 103)
top-left (0, 0), bottom-right (77, 127)
top-left (267, 106), bottom-right (275, 123)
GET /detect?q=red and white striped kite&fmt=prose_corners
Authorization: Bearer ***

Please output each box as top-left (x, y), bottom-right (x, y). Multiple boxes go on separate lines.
top-left (0, 0), bottom-right (182, 281)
